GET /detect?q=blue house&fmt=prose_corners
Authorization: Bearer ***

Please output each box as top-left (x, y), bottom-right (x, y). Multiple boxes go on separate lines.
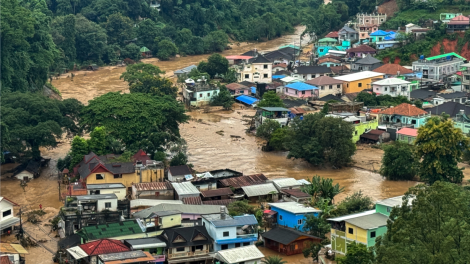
top-left (317, 45), bottom-right (337, 57)
top-left (201, 211), bottom-right (258, 251)
top-left (369, 30), bottom-right (393, 43)
top-left (269, 202), bottom-right (321, 230)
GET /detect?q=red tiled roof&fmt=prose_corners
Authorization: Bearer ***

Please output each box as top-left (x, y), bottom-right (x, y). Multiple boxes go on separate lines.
top-left (378, 103), bottom-right (428, 116)
top-left (306, 76), bottom-right (343, 86)
top-left (318, 57), bottom-right (341, 64)
top-left (132, 149), bottom-right (151, 164)
top-left (1, 197), bottom-right (19, 206)
top-left (202, 199), bottom-right (237, 206)
top-left (200, 187), bottom-right (234, 198)
top-left (330, 65), bottom-right (349, 74)
top-left (346, 45), bottom-right (376, 53)
top-left (219, 174), bottom-right (268, 188)
top-left (325, 31), bottom-right (339, 38)
top-left (397, 127), bottom-right (418, 137)
top-left (289, 107), bottom-right (307, 115)
top-left (373, 64), bottom-right (413, 75)
top-left (182, 196), bottom-right (202, 205)
top-left (133, 182), bottom-right (173, 191)
top-left (79, 239), bottom-right (130, 256)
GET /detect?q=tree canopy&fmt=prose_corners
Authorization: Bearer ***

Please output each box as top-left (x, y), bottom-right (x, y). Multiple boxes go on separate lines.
top-left (380, 142), bottom-right (417, 181)
top-left (80, 92), bottom-right (189, 154)
top-left (198, 54), bottom-right (229, 78)
top-left (330, 191), bottom-right (374, 217)
top-left (210, 84), bottom-right (234, 110)
top-left (257, 91), bottom-right (285, 108)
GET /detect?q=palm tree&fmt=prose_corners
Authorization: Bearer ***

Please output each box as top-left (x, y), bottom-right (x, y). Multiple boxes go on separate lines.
top-left (261, 256), bottom-right (287, 264)
top-left (301, 175), bottom-right (345, 205)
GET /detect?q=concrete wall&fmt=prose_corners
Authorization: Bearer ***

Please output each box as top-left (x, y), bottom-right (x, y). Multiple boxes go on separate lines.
top-left (345, 223), bottom-right (368, 244)
top-left (89, 188), bottom-right (127, 200)
top-left (96, 198), bottom-right (118, 212)
top-left (161, 214), bottom-right (182, 229)
top-left (0, 200), bottom-right (14, 223)
top-left (85, 169), bottom-right (160, 188)
top-left (318, 84), bottom-right (343, 98)
top-left (342, 76), bottom-right (384, 93)
top-left (284, 88), bottom-right (315, 98)
top-left (352, 118), bottom-right (379, 143)
top-left (375, 204), bottom-right (392, 216)
top-left (15, 171), bottom-right (34, 180)
top-left (367, 226), bottom-right (387, 248)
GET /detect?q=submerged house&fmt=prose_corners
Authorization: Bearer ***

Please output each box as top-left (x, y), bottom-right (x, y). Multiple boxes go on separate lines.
top-left (182, 78), bottom-right (220, 107)
top-left (255, 107), bottom-right (290, 128)
top-left (242, 183), bottom-right (278, 202)
top-left (262, 226), bottom-right (322, 256)
top-left (215, 245), bottom-right (264, 264)
top-left (326, 112), bottom-right (379, 143)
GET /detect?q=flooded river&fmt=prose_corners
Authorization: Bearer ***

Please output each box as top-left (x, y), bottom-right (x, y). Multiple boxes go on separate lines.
top-left (182, 109), bottom-right (417, 202)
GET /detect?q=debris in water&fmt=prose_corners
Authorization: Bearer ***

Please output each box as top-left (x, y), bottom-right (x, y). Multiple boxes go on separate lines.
top-left (216, 130), bottom-right (224, 136)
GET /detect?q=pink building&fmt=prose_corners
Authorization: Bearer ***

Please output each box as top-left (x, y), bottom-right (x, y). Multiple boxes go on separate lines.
top-left (225, 83), bottom-right (250, 95)
top-left (284, 82), bottom-right (318, 98)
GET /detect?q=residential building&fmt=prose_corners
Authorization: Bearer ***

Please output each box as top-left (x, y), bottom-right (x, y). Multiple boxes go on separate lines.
top-left (271, 178), bottom-right (302, 191)
top-left (183, 78), bottom-right (220, 107)
top-left (410, 89), bottom-right (438, 103)
top-left (426, 101), bottom-right (470, 117)
top-left (87, 183), bottom-right (127, 200)
top-left (316, 38), bottom-right (338, 57)
top-left (338, 25), bottom-right (359, 43)
top-left (171, 182), bottom-right (200, 201)
top-left (151, 210), bottom-right (183, 229)
top-left (462, 62), bottom-right (470, 91)
top-left (98, 251), bottom-right (156, 264)
top-left (326, 112), bottom-right (379, 143)
top-left (396, 127), bottom-right (418, 144)
top-left (66, 239), bottom-right (130, 264)
top-left (351, 54), bottom-right (383, 71)
top-left (376, 40), bottom-right (401, 50)
top-left (280, 189), bottom-right (311, 203)
top-left (192, 171), bottom-right (240, 191)
top-left (378, 103), bottom-right (431, 128)
top-left (371, 78), bottom-right (412, 99)
top-left (369, 30), bottom-right (393, 43)
top-left (242, 183), bottom-right (279, 202)
top-left (209, 168), bottom-right (243, 178)
top-left (440, 13), bottom-right (463, 23)
top-left (167, 165), bottom-right (192, 182)
top-left (255, 107), bottom-right (290, 128)
top-left (453, 109), bottom-right (470, 133)
top-left (76, 220), bottom-right (146, 243)
top-left (447, 15), bottom-right (470, 33)
top-left (202, 209), bottom-right (258, 250)
top-left (263, 50), bottom-right (294, 65)
top-left (236, 55), bottom-right (272, 83)
top-left (357, 24), bottom-right (379, 42)
top-left (133, 203), bottom-right (221, 221)
top-left (325, 31), bottom-right (339, 40)
top-left (318, 57), bottom-right (342, 67)
top-left (405, 23), bottom-right (421, 34)
top-left (200, 188), bottom-right (233, 201)
top-left (262, 226), bottom-right (322, 256)
top-left (284, 82), bottom-right (318, 99)
top-left (433, 92), bottom-right (468, 105)
top-left (174, 65), bottom-right (197, 77)
top-left (157, 226), bottom-right (213, 264)
top-left (268, 202), bottom-right (321, 230)
top-left (74, 151), bottom-right (162, 188)
top-left (412, 28), bottom-right (431, 40)
top-left (219, 174), bottom-right (268, 190)
top-left (225, 83), bottom-right (250, 95)
top-left (373, 64), bottom-right (414, 78)
top-left (0, 243), bottom-right (28, 264)
top-left (0, 197), bottom-right (19, 235)
top-left (215, 245), bottom-right (264, 264)
top-left (131, 182), bottom-right (174, 200)
top-left (411, 53), bottom-right (465, 81)
top-left (76, 194), bottom-right (118, 212)
top-left (346, 45), bottom-right (376, 58)
top-left (13, 159), bottom-right (42, 181)
top-left (355, 13), bottom-right (387, 30)
top-left (291, 66), bottom-right (332, 80)
top-left (359, 130), bottom-right (390, 144)
top-left (306, 76), bottom-right (343, 98)
top-left (333, 71), bottom-right (385, 93)
top-left (123, 237), bottom-right (166, 263)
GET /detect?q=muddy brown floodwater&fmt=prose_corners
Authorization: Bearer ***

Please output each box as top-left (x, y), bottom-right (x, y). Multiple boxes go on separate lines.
top-left (182, 108), bottom-right (418, 202)
top-left (52, 26), bottom-right (309, 104)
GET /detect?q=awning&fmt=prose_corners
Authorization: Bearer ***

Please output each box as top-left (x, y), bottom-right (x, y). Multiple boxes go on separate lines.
top-left (235, 95), bottom-right (259, 105)
top-left (130, 242), bottom-right (167, 250)
top-left (0, 217), bottom-right (20, 230)
top-left (67, 246), bottom-right (89, 259)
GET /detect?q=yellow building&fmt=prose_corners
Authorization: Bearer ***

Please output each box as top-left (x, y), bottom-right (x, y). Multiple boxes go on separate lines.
top-left (76, 151), bottom-right (164, 188)
top-left (333, 71), bottom-right (385, 94)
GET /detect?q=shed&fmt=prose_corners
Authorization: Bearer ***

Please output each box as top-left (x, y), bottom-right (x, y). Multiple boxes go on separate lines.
top-left (140, 47), bottom-right (152, 58)
top-left (271, 178), bottom-right (302, 191)
top-left (359, 129), bottom-right (390, 144)
top-left (123, 237), bottom-right (166, 258)
top-left (235, 95), bottom-right (259, 106)
top-left (215, 245), bottom-right (264, 264)
top-left (200, 188), bottom-right (234, 200)
top-left (396, 127), bottom-right (418, 145)
top-left (171, 182), bottom-right (200, 200)
top-left (168, 165), bottom-right (192, 182)
top-left (219, 174), bottom-right (268, 189)
top-left (262, 226), bottom-right (322, 256)
top-left (242, 183), bottom-right (278, 202)
top-left (14, 160), bottom-right (42, 180)
top-left (174, 65), bottom-right (197, 76)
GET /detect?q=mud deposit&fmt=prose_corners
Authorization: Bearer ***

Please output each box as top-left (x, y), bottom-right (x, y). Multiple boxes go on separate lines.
top-left (182, 109), bottom-right (418, 202)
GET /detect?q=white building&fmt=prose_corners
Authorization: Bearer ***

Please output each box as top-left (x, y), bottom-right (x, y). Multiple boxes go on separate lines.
top-left (182, 78), bottom-right (219, 107)
top-left (87, 183), bottom-right (127, 200)
top-left (236, 55), bottom-right (272, 83)
top-left (0, 197), bottom-right (20, 234)
top-left (371, 78), bottom-right (412, 99)
top-left (171, 182), bottom-right (201, 201)
top-left (76, 194), bottom-right (118, 212)
top-left (215, 245), bottom-right (264, 264)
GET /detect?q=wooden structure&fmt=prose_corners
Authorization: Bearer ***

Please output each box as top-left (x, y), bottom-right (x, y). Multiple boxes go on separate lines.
top-left (262, 226), bottom-right (322, 256)
top-left (329, 102), bottom-right (364, 113)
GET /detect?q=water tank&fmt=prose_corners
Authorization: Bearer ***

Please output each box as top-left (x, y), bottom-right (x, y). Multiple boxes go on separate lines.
top-left (446, 55), bottom-right (451, 60)
top-left (419, 55), bottom-right (425, 60)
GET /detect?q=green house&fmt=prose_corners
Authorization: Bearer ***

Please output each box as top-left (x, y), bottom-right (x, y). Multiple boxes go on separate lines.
top-left (396, 127), bottom-right (418, 145)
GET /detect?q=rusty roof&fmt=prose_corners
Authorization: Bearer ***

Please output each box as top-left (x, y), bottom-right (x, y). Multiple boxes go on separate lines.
top-left (225, 83), bottom-right (250, 91)
top-left (346, 45), bottom-right (376, 53)
top-left (0, 256), bottom-right (12, 264)
top-left (0, 243), bottom-right (28, 254)
top-left (289, 107), bottom-right (307, 115)
top-left (378, 103), bottom-right (428, 116)
top-left (373, 64), bottom-right (413, 75)
top-left (219, 174), bottom-right (268, 188)
top-left (182, 196), bottom-right (203, 205)
top-left (281, 189), bottom-right (311, 198)
top-left (200, 188), bottom-right (234, 198)
top-left (202, 199), bottom-right (237, 206)
top-left (133, 182), bottom-right (173, 191)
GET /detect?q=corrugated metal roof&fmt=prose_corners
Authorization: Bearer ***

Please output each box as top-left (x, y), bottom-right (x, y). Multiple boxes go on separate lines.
top-left (200, 188), bottom-right (234, 198)
top-left (203, 214), bottom-right (258, 227)
top-left (219, 174), bottom-right (268, 188)
top-left (345, 213), bottom-right (389, 229)
top-left (334, 71), bottom-right (384, 82)
top-left (182, 196), bottom-right (203, 205)
top-left (272, 178), bottom-right (301, 189)
top-left (133, 204), bottom-right (222, 219)
top-left (242, 183), bottom-right (278, 197)
top-left (87, 183), bottom-right (126, 190)
top-left (260, 107), bottom-right (291, 112)
top-left (327, 210), bottom-right (376, 222)
top-left (171, 182), bottom-right (200, 195)
top-left (235, 95), bottom-right (259, 105)
top-left (133, 182), bottom-right (173, 191)
top-left (216, 245), bottom-right (264, 263)
top-left (76, 194), bottom-right (117, 200)
top-left (281, 189), bottom-right (311, 198)
top-left (376, 195), bottom-right (414, 207)
top-left (130, 199), bottom-right (182, 208)
top-left (202, 199), bottom-right (237, 206)
top-left (269, 202), bottom-right (321, 214)
top-left (0, 243), bottom-right (28, 254)
top-left (67, 246), bottom-right (88, 259)
top-left (297, 179), bottom-right (311, 185)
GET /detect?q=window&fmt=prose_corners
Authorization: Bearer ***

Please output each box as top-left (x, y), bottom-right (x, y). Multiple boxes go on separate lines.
top-left (195, 245), bottom-right (204, 250)
top-left (96, 174), bottom-right (104, 180)
top-left (355, 131), bottom-right (358, 135)
top-left (263, 74), bottom-right (268, 78)
top-left (223, 231), bottom-right (229, 237)
top-left (358, 83), bottom-right (362, 88)
top-left (208, 183), bottom-right (212, 190)
top-left (384, 87), bottom-right (388, 91)
top-left (348, 228), bottom-right (354, 234)
top-left (199, 94), bottom-right (202, 97)
top-left (297, 219), bottom-right (302, 225)
top-left (376, 88), bottom-right (379, 91)
top-left (361, 34), bottom-right (365, 37)
top-left (105, 202), bottom-right (111, 208)
top-left (245, 74), bottom-right (249, 79)
top-left (319, 49), bottom-right (324, 52)
top-left (387, 207), bottom-right (391, 213)
top-left (295, 91), bottom-right (298, 95)
top-left (370, 231), bottom-right (376, 238)
top-left (411, 119), bottom-right (416, 125)
top-left (320, 86), bottom-right (324, 90)
top-left (301, 91), bottom-right (305, 95)
top-left (366, 20), bottom-right (369, 23)
top-left (235, 243), bottom-right (241, 248)
top-left (465, 76), bottom-right (470, 80)
top-left (337, 84), bottom-right (341, 88)
top-left (381, 19), bottom-right (384, 22)
top-left (113, 174), bottom-right (122, 179)
top-left (264, 64), bottom-right (268, 69)
top-left (176, 247), bottom-right (185, 252)
top-left (329, 85), bottom-right (332, 89)
top-left (2, 209), bottom-right (12, 218)
top-left (243, 242), bottom-right (250, 246)
top-left (279, 215), bottom-right (283, 220)
top-left (221, 245), bottom-right (229, 250)
top-left (207, 93), bottom-right (210, 96)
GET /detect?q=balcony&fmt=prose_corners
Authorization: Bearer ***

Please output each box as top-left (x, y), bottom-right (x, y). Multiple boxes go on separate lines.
top-left (215, 233), bottom-right (258, 244)
top-left (168, 250), bottom-right (209, 259)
